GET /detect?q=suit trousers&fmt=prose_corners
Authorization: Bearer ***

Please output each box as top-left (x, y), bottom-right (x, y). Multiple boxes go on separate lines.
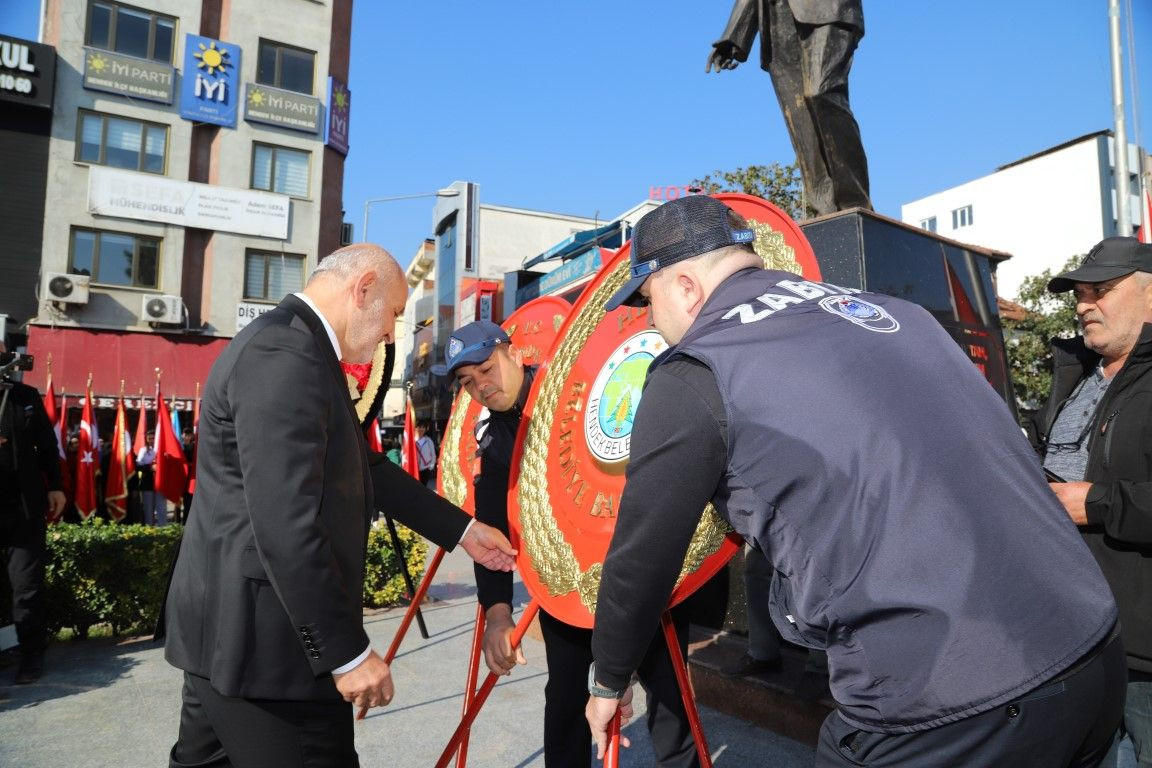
top-left (815, 633), bottom-right (1126, 767)
top-left (169, 672), bottom-right (359, 768)
top-left (538, 609), bottom-right (699, 768)
top-left (0, 498), bottom-right (47, 655)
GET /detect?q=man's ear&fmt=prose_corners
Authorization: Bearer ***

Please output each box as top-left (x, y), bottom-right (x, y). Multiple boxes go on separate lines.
top-left (352, 270), bottom-right (377, 307)
top-left (677, 270), bottom-right (706, 313)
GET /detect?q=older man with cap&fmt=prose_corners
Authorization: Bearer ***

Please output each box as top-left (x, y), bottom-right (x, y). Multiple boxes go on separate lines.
top-left (1038, 236), bottom-right (1152, 767)
top-left (584, 194), bottom-right (1126, 766)
top-left (438, 320), bottom-right (700, 768)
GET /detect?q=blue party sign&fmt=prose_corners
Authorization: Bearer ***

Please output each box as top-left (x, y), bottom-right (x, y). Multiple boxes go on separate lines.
top-left (179, 33), bottom-right (240, 127)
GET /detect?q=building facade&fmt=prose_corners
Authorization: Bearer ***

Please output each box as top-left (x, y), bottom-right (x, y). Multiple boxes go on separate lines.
top-left (901, 131), bottom-right (1150, 300)
top-left (23, 0), bottom-right (352, 409)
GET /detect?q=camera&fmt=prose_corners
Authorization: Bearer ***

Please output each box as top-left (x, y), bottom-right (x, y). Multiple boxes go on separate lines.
top-left (0, 352), bottom-right (34, 372)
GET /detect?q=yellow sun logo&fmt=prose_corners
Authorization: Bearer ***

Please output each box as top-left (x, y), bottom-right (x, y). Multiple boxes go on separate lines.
top-left (88, 52), bottom-right (108, 73)
top-left (194, 41), bottom-right (230, 76)
top-left (248, 88), bottom-right (265, 106)
top-left (334, 89), bottom-right (348, 109)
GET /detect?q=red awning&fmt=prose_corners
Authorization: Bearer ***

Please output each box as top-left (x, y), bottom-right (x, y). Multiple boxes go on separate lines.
top-left (25, 325), bottom-right (230, 402)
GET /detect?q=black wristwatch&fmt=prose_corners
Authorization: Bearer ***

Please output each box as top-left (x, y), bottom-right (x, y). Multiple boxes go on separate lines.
top-left (587, 663), bottom-right (627, 699)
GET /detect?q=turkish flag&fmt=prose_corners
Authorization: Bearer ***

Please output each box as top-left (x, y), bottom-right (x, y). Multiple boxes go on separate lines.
top-left (1138, 184), bottom-right (1152, 244)
top-left (104, 395), bottom-right (133, 521)
top-left (366, 417), bottom-right (383, 453)
top-left (41, 377), bottom-right (70, 523)
top-left (74, 388), bottom-right (99, 521)
top-left (154, 389), bottom-right (188, 504)
top-left (187, 391), bottom-right (200, 495)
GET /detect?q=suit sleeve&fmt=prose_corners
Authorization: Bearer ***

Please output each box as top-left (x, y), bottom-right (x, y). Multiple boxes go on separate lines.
top-left (714, 0), bottom-right (758, 59)
top-left (230, 324), bottom-right (369, 672)
top-left (367, 453), bottom-right (472, 549)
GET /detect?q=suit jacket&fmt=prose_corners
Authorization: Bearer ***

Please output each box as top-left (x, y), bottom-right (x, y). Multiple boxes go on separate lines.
top-left (162, 295), bottom-right (471, 701)
top-left (0, 378), bottom-right (63, 523)
top-left (715, 0), bottom-right (864, 68)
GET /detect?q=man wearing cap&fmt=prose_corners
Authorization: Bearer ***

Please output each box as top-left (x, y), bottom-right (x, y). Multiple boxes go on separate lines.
top-left (584, 194), bottom-right (1125, 766)
top-left (1039, 236), bottom-right (1152, 767)
top-left (440, 320), bottom-right (700, 768)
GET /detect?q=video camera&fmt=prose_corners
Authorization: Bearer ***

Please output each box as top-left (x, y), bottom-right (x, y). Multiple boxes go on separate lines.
top-left (0, 351), bottom-right (34, 373)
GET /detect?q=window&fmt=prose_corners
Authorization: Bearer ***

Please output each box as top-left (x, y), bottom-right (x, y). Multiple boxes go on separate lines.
top-left (244, 250), bottom-right (305, 301)
top-left (919, 216), bottom-right (937, 233)
top-left (77, 110), bottom-right (168, 173)
top-left (70, 227), bottom-right (160, 288)
top-left (256, 39), bottom-right (315, 94)
top-left (951, 205), bottom-right (973, 229)
top-left (85, 1), bottom-right (176, 63)
top-left (251, 143), bottom-right (310, 197)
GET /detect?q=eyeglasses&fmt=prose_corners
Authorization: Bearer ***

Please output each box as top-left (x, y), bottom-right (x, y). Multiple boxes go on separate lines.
top-left (1045, 416), bottom-right (1097, 453)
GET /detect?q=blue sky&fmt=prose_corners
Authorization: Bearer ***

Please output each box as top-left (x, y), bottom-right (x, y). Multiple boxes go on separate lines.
top-left (5, 1), bottom-right (1151, 269)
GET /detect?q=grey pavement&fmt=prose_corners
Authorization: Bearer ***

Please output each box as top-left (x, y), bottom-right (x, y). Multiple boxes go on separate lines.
top-left (0, 542), bottom-right (814, 767)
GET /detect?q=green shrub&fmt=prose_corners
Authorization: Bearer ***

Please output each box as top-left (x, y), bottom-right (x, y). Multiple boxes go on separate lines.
top-left (42, 518), bottom-right (428, 640)
top-left (44, 519), bottom-right (182, 639)
top-left (363, 521), bottom-right (428, 608)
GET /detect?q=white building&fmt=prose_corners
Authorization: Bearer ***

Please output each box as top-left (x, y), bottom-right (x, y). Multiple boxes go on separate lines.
top-left (901, 131), bottom-right (1149, 300)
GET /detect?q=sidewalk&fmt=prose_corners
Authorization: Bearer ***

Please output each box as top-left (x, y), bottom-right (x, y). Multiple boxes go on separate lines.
top-left (0, 543), bottom-right (816, 767)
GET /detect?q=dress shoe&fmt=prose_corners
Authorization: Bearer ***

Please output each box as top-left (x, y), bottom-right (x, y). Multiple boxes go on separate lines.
top-left (14, 652), bottom-right (43, 685)
top-left (720, 653), bottom-right (783, 677)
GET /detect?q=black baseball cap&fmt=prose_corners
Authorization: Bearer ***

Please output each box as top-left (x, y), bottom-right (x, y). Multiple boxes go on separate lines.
top-left (1048, 237), bottom-right (1152, 293)
top-left (604, 195), bottom-right (755, 311)
top-left (431, 320), bottom-right (509, 378)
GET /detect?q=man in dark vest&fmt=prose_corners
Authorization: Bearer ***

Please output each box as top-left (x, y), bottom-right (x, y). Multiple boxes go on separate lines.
top-left (585, 195), bottom-right (1124, 766)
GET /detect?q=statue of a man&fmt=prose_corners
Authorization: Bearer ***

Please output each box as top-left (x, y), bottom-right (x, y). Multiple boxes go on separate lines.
top-left (707, 0), bottom-right (871, 217)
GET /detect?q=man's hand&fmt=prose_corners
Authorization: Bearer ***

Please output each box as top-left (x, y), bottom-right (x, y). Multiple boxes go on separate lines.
top-left (482, 604), bottom-right (526, 676)
top-left (47, 490), bottom-right (66, 519)
top-left (461, 522), bottom-right (517, 571)
top-left (706, 42), bottom-right (742, 72)
top-left (1049, 480), bottom-right (1091, 525)
top-left (585, 686), bottom-right (635, 761)
top-left (333, 650), bottom-right (394, 718)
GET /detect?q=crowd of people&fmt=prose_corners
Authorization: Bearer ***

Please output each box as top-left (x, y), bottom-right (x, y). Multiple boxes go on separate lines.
top-left (3, 204), bottom-right (1150, 767)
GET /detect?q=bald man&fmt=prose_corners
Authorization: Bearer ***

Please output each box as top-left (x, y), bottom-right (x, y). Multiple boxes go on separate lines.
top-left (162, 245), bottom-right (517, 768)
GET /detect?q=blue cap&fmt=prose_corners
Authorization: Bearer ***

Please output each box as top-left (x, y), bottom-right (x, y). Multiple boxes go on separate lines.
top-left (432, 320), bottom-right (509, 378)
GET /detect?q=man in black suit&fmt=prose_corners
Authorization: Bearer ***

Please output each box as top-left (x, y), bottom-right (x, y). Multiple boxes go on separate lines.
top-left (0, 341), bottom-right (66, 685)
top-left (162, 245), bottom-right (516, 768)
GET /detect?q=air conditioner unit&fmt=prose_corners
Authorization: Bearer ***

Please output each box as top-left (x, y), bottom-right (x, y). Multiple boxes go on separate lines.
top-left (340, 222), bottom-right (354, 246)
top-left (141, 294), bottom-right (183, 324)
top-left (41, 272), bottom-right (90, 305)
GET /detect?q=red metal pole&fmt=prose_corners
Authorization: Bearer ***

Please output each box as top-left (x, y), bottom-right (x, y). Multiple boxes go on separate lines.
top-left (454, 603), bottom-right (486, 768)
top-left (435, 600), bottom-right (541, 768)
top-left (384, 546), bottom-right (446, 665)
top-left (604, 711), bottom-right (622, 768)
top-left (661, 611), bottom-right (713, 768)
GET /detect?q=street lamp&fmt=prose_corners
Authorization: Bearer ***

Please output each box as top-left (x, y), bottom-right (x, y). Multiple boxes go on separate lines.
top-left (361, 188), bottom-right (460, 243)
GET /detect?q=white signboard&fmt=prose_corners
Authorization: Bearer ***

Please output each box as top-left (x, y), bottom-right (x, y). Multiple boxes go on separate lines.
top-left (236, 301), bottom-right (274, 332)
top-left (88, 167), bottom-right (290, 239)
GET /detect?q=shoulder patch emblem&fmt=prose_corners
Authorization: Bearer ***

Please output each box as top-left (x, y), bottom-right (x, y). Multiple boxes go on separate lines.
top-left (818, 295), bottom-right (900, 333)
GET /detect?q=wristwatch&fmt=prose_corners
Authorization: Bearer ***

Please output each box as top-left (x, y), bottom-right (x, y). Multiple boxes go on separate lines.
top-left (587, 663), bottom-right (627, 699)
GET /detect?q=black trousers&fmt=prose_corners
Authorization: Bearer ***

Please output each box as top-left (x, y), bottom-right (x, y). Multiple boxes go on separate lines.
top-left (0, 503), bottom-right (47, 655)
top-left (816, 633), bottom-right (1127, 767)
top-left (538, 608), bottom-right (699, 768)
top-left (170, 672), bottom-right (359, 768)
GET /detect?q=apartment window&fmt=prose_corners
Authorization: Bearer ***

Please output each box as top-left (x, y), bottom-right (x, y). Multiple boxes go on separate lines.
top-left (244, 250), bottom-right (305, 301)
top-left (256, 39), bottom-right (315, 94)
top-left (919, 216), bottom-right (937, 233)
top-left (85, 1), bottom-right (176, 63)
top-left (70, 227), bottom-right (160, 288)
top-left (77, 110), bottom-right (168, 173)
top-left (951, 205), bottom-right (974, 229)
top-left (251, 143), bottom-right (310, 197)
